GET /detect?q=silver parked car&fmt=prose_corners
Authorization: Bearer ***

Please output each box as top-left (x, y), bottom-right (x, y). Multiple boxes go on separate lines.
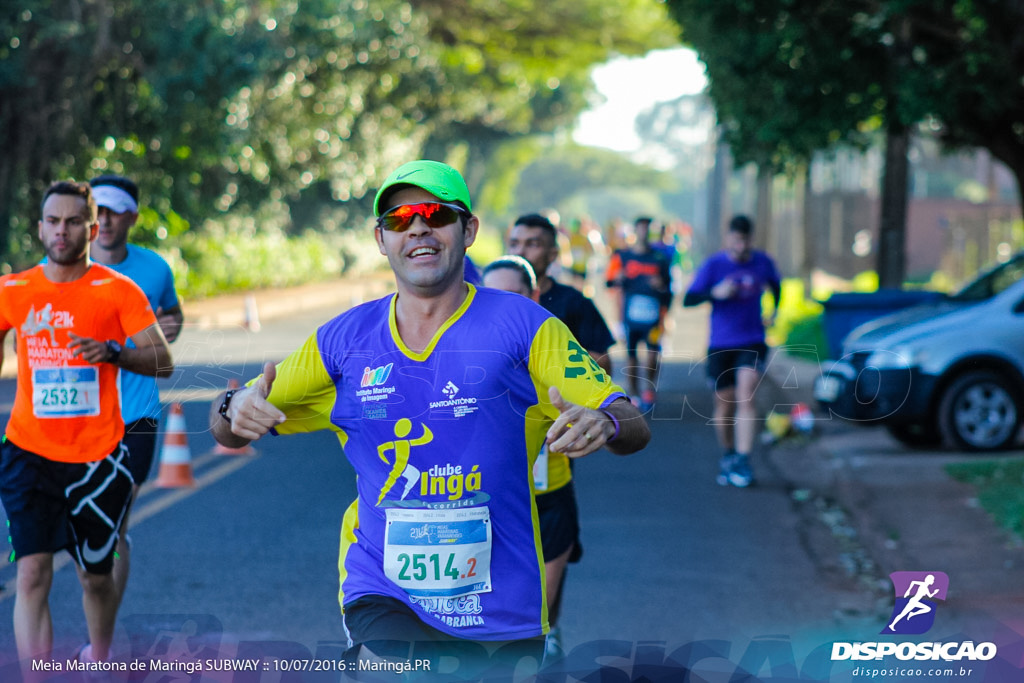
top-left (815, 254), bottom-right (1024, 451)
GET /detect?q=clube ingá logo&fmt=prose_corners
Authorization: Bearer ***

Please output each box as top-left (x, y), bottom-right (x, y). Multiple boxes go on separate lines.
top-left (882, 570), bottom-right (949, 635)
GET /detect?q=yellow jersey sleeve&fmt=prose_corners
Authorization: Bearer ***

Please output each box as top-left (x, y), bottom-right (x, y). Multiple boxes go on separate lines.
top-left (528, 316), bottom-right (623, 419)
top-left (261, 333), bottom-right (340, 435)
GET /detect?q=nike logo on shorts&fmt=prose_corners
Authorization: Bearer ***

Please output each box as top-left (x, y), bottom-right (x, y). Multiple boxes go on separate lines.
top-left (82, 530), bottom-right (119, 566)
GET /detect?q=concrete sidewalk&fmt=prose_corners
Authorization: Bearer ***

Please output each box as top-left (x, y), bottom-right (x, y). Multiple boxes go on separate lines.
top-left (762, 352), bottom-right (1024, 624)
top-left (185, 272), bottom-right (395, 329)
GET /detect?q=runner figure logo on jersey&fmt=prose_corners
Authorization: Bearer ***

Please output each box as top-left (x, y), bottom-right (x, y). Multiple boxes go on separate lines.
top-left (21, 303), bottom-right (71, 345)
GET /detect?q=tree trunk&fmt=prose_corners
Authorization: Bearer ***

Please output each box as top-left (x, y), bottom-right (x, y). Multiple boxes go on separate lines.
top-left (705, 127), bottom-right (727, 255)
top-left (799, 165), bottom-right (815, 290)
top-left (755, 165), bottom-right (773, 254)
top-left (877, 121), bottom-right (910, 288)
top-left (1005, 163), bottom-right (1024, 233)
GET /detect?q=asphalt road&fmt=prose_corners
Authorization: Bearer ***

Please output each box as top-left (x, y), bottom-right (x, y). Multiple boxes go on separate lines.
top-left (0, 302), bottom-right (900, 681)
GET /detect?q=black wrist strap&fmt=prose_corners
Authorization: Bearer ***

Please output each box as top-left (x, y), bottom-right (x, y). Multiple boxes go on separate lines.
top-left (105, 340), bottom-right (122, 364)
top-left (219, 389), bottom-right (239, 424)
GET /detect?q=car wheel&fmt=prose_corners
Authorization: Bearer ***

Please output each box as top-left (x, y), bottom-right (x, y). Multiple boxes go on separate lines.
top-left (938, 370), bottom-right (1022, 451)
top-left (884, 420), bottom-right (943, 448)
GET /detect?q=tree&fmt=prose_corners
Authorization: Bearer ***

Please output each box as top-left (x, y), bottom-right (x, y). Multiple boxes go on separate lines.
top-left (665, 1), bottom-right (896, 279)
top-left (409, 0), bottom-right (678, 202)
top-left (512, 145), bottom-right (675, 218)
top-left (0, 0), bottom-right (676, 269)
top-left (666, 1), bottom-right (1024, 287)
top-left (905, 1), bottom-right (1024, 204)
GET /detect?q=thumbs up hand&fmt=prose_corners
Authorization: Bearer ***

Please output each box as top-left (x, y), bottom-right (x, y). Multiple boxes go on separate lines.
top-left (227, 360), bottom-right (287, 441)
top-left (545, 386), bottom-right (612, 458)
top-left (255, 360), bottom-right (277, 398)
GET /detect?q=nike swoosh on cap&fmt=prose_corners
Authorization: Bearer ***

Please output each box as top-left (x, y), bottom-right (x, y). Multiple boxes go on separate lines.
top-left (82, 530), bottom-right (119, 566)
top-left (395, 171), bottom-right (420, 180)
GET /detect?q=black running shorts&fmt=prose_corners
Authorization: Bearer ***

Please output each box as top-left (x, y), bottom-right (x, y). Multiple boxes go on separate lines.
top-left (705, 344), bottom-right (769, 390)
top-left (535, 480), bottom-right (582, 563)
top-left (624, 325), bottom-right (662, 357)
top-left (0, 438), bottom-right (133, 574)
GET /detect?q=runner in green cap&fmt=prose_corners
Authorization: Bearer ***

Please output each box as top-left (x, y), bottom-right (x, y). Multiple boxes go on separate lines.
top-left (211, 160), bottom-right (650, 674)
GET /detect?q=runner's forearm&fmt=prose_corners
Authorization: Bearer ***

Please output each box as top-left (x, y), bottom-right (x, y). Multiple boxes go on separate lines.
top-left (602, 398), bottom-right (650, 455)
top-left (209, 389), bottom-right (254, 448)
top-left (117, 343), bottom-right (173, 378)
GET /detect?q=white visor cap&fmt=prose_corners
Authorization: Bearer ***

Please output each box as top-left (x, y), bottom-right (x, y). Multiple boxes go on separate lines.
top-left (92, 185), bottom-right (139, 214)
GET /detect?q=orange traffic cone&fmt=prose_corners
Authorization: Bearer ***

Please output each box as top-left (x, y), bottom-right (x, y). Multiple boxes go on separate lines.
top-left (214, 380), bottom-right (256, 456)
top-left (155, 403), bottom-right (196, 487)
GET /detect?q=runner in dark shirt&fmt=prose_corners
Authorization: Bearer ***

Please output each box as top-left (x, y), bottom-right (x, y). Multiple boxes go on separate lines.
top-left (606, 217), bottom-right (672, 411)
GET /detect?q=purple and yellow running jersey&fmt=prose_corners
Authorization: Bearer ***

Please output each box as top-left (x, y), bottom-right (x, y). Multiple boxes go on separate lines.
top-left (263, 285), bottom-right (626, 641)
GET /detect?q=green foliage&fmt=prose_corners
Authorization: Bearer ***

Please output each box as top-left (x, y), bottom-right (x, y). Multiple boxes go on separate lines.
top-left (467, 230), bottom-right (507, 271)
top-left (0, 0), bottom-right (676, 288)
top-left (477, 138), bottom-right (548, 218)
top-left (165, 220), bottom-right (382, 300)
top-left (415, 0), bottom-right (679, 205)
top-left (665, 0), bottom-right (883, 172)
top-left (768, 278), bottom-right (826, 361)
top-left (946, 458), bottom-right (1024, 539)
top-left (665, 0), bottom-right (1024, 202)
top-left (851, 271), bottom-right (881, 292)
top-left (511, 145), bottom-right (677, 221)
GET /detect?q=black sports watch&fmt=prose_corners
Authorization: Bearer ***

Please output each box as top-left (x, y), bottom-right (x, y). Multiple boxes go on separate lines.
top-left (105, 340), bottom-right (122, 364)
top-left (219, 389), bottom-right (239, 424)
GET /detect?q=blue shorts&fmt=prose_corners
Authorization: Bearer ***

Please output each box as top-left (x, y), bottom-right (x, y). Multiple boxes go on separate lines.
top-left (0, 438), bottom-right (133, 574)
top-left (123, 417), bottom-right (160, 485)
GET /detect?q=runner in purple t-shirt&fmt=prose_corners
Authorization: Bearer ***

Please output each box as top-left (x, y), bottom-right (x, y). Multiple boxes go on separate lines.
top-left (683, 215), bottom-right (781, 488)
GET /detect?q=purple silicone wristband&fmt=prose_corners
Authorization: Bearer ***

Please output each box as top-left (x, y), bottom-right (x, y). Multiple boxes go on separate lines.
top-left (600, 409), bottom-right (621, 442)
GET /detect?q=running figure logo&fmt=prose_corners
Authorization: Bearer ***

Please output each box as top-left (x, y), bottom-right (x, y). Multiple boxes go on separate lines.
top-left (377, 418), bottom-right (433, 505)
top-left (21, 303), bottom-right (62, 345)
top-left (882, 571), bottom-right (949, 634)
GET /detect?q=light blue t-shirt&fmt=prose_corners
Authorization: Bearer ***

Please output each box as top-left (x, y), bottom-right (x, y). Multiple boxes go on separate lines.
top-left (103, 245), bottom-right (180, 422)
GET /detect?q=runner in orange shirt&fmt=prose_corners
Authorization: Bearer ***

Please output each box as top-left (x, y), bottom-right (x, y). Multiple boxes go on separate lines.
top-left (0, 181), bottom-right (173, 676)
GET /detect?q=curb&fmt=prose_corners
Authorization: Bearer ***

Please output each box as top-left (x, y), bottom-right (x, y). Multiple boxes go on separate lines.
top-left (761, 352), bottom-right (1024, 614)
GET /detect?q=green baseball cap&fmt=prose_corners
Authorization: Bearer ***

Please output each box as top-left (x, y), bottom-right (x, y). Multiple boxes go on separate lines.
top-left (373, 160), bottom-right (472, 216)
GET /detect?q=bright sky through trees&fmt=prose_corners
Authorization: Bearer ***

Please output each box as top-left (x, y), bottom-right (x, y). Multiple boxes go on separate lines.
top-left (574, 47), bottom-right (707, 152)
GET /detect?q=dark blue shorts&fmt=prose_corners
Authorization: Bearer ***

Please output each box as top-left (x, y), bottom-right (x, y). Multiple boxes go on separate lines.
top-left (706, 344), bottom-right (769, 390)
top-left (0, 438), bottom-right (133, 574)
top-left (123, 417), bottom-right (160, 485)
top-left (342, 595), bottom-right (544, 669)
top-left (625, 325), bottom-right (662, 357)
